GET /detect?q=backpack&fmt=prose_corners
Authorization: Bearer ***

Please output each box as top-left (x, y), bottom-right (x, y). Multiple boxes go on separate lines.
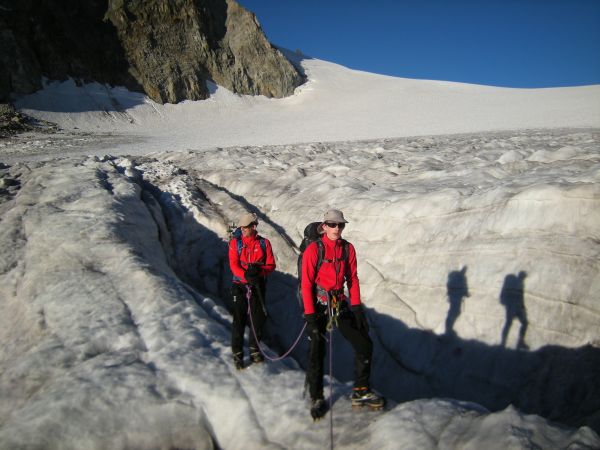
top-left (230, 227), bottom-right (266, 282)
top-left (296, 222), bottom-right (348, 305)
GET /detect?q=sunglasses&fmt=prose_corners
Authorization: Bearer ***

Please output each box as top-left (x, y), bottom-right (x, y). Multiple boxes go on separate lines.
top-left (324, 222), bottom-right (345, 229)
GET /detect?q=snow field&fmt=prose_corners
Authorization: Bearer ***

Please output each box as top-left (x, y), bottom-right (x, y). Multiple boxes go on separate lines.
top-left (2, 145), bottom-right (599, 448)
top-left (2, 50), bottom-right (599, 449)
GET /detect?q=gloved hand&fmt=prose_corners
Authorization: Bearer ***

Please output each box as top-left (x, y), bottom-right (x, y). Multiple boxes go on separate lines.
top-left (351, 305), bottom-right (369, 332)
top-left (244, 264), bottom-right (262, 284)
top-left (304, 313), bottom-right (320, 339)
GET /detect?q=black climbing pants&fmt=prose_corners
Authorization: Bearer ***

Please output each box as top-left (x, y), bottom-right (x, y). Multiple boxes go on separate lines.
top-left (231, 280), bottom-right (267, 356)
top-left (306, 302), bottom-right (373, 400)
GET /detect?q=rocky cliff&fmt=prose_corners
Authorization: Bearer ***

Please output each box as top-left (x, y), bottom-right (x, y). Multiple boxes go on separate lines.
top-left (0, 0), bottom-right (303, 104)
top-left (106, 0), bottom-right (304, 103)
top-left (0, 0), bottom-right (139, 103)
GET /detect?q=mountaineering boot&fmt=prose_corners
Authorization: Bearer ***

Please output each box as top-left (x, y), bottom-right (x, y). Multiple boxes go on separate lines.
top-left (351, 387), bottom-right (385, 410)
top-left (233, 352), bottom-right (245, 371)
top-left (250, 348), bottom-right (264, 364)
top-left (310, 398), bottom-right (328, 421)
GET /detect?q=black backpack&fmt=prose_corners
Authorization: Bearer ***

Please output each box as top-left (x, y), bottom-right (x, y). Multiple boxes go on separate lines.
top-left (296, 222), bottom-right (348, 306)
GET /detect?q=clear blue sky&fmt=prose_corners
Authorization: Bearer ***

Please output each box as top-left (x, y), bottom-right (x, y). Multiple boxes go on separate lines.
top-left (237, 0), bottom-right (600, 88)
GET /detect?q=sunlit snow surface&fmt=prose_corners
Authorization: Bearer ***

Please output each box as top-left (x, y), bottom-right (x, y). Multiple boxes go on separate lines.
top-left (1, 54), bottom-right (600, 449)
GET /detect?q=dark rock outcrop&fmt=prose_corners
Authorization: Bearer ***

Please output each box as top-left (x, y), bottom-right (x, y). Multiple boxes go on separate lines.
top-left (0, 103), bottom-right (32, 137)
top-left (0, 0), bottom-right (139, 103)
top-left (0, 0), bottom-right (303, 104)
top-left (106, 0), bottom-right (304, 103)
top-left (0, 103), bottom-right (58, 137)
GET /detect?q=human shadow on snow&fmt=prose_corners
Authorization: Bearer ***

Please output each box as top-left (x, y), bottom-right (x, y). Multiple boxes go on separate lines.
top-left (444, 266), bottom-right (470, 337)
top-left (500, 271), bottom-right (529, 350)
top-left (267, 263), bottom-right (597, 434)
top-left (367, 308), bottom-right (599, 434)
top-left (137, 177), bottom-right (598, 434)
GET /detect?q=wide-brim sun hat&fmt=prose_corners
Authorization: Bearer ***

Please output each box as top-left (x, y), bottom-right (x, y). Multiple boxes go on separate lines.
top-left (237, 212), bottom-right (258, 227)
top-left (323, 209), bottom-right (348, 223)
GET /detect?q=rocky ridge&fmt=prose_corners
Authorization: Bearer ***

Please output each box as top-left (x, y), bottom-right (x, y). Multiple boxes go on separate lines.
top-left (0, 0), bottom-right (303, 104)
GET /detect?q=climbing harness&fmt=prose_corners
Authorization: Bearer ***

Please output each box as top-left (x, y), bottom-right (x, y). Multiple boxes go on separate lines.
top-left (325, 291), bottom-right (343, 332)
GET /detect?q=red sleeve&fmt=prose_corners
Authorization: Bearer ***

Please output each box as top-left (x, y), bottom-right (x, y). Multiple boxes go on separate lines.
top-left (301, 242), bottom-right (319, 315)
top-left (260, 239), bottom-right (276, 276)
top-left (228, 239), bottom-right (246, 282)
top-left (345, 243), bottom-right (361, 307)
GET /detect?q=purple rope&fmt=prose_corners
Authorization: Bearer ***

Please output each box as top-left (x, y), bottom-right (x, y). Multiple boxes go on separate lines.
top-left (245, 285), bottom-right (307, 362)
top-left (247, 286), bottom-right (335, 449)
top-left (328, 300), bottom-right (335, 450)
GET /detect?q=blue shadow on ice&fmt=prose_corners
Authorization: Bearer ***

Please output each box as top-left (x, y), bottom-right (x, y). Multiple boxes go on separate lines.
top-left (137, 174), bottom-right (599, 435)
top-left (14, 79), bottom-right (148, 114)
top-left (444, 266), bottom-right (470, 337)
top-left (14, 48), bottom-right (310, 114)
top-left (500, 271), bottom-right (529, 350)
top-left (367, 307), bottom-right (600, 434)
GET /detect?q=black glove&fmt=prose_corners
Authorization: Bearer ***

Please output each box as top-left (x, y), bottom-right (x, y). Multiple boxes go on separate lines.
top-left (351, 305), bottom-right (369, 332)
top-left (305, 313), bottom-right (320, 339)
top-left (244, 265), bottom-right (261, 284)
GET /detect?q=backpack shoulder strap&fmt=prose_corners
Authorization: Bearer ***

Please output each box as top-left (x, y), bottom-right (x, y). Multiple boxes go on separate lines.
top-left (318, 239), bottom-right (349, 265)
top-left (235, 231), bottom-right (266, 256)
top-left (341, 239), bottom-right (349, 260)
top-left (315, 239), bottom-right (325, 272)
top-left (239, 236), bottom-right (267, 264)
top-left (259, 237), bottom-right (266, 252)
top-left (231, 228), bottom-right (244, 257)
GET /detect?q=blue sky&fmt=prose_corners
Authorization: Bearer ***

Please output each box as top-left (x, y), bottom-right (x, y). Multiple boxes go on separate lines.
top-left (237, 0), bottom-right (600, 88)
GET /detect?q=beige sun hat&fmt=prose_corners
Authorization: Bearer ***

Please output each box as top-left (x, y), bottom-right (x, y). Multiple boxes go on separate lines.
top-left (323, 209), bottom-right (348, 223)
top-left (237, 212), bottom-right (258, 227)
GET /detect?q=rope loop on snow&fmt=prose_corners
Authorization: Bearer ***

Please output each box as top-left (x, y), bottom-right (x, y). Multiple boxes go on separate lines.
top-left (245, 285), bottom-right (306, 362)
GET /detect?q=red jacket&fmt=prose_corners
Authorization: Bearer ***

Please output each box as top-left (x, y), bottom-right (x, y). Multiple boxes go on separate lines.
top-left (301, 235), bottom-right (361, 315)
top-left (229, 234), bottom-right (276, 283)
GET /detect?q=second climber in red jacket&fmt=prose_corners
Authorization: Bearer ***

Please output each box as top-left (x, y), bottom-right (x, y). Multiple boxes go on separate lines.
top-left (301, 209), bottom-right (385, 419)
top-left (229, 212), bottom-right (276, 370)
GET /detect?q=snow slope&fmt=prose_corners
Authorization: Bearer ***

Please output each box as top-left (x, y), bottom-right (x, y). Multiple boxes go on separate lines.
top-left (12, 51), bottom-right (600, 155)
top-left (1, 53), bottom-right (600, 449)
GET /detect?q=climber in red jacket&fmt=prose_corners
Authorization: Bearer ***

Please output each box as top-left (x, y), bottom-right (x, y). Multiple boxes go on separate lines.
top-left (229, 212), bottom-right (276, 370)
top-left (301, 209), bottom-right (385, 419)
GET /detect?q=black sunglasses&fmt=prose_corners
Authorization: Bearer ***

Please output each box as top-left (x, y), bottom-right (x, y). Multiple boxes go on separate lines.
top-left (324, 222), bottom-right (345, 229)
